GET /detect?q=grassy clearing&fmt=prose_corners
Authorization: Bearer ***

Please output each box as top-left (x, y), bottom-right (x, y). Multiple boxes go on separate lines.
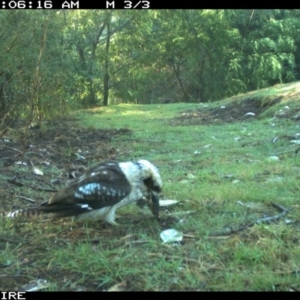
top-left (1, 82), bottom-right (300, 290)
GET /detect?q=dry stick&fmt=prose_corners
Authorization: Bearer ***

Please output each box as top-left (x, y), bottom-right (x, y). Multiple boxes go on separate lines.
top-left (3, 144), bottom-right (23, 154)
top-left (7, 178), bottom-right (57, 193)
top-left (209, 202), bottom-right (289, 236)
top-left (0, 236), bottom-right (22, 244)
top-left (257, 202), bottom-right (289, 223)
top-left (15, 196), bottom-right (36, 203)
top-left (115, 150), bottom-right (133, 157)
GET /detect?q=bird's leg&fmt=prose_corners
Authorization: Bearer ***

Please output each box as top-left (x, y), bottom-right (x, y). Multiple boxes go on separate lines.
top-left (104, 208), bottom-right (118, 225)
top-left (108, 219), bottom-right (118, 226)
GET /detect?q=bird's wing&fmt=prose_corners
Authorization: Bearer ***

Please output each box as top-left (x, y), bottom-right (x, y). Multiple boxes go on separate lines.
top-left (39, 162), bottom-right (132, 217)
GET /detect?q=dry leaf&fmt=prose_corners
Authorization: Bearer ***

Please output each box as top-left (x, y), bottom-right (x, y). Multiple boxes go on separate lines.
top-left (33, 167), bottom-right (43, 175)
top-left (107, 281), bottom-right (127, 292)
top-left (160, 229), bottom-right (183, 243)
top-left (159, 200), bottom-right (179, 207)
top-left (15, 161), bottom-right (27, 165)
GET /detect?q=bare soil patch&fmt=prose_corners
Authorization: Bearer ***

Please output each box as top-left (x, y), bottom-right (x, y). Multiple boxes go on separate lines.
top-left (171, 97), bottom-right (283, 125)
top-left (0, 118), bottom-right (133, 212)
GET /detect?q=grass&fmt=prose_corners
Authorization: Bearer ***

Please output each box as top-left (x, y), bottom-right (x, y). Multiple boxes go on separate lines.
top-left (1, 81), bottom-right (300, 290)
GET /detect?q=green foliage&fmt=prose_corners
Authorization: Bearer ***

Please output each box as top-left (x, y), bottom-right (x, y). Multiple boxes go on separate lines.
top-left (1, 9), bottom-right (300, 130)
top-left (227, 10), bottom-right (299, 91)
top-left (106, 9), bottom-right (300, 103)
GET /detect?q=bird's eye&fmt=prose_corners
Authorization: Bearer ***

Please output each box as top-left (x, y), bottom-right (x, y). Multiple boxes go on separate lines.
top-left (143, 178), bottom-right (161, 193)
top-left (152, 184), bottom-right (162, 193)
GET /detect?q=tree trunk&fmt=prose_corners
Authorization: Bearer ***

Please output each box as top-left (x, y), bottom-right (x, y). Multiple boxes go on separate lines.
top-left (103, 13), bottom-right (111, 106)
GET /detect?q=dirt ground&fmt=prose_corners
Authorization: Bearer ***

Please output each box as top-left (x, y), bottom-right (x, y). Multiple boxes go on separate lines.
top-left (0, 119), bottom-right (133, 212)
top-left (0, 118), bottom-right (178, 291)
top-left (171, 97), bottom-right (297, 125)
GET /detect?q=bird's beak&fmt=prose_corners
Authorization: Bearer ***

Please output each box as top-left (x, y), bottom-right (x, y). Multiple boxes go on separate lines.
top-left (148, 191), bottom-right (160, 219)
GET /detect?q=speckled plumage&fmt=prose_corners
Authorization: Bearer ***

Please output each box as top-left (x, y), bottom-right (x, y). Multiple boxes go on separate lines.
top-left (7, 160), bottom-right (162, 225)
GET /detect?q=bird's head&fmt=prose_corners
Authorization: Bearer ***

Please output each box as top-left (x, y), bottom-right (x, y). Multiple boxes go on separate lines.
top-left (137, 160), bottom-right (162, 219)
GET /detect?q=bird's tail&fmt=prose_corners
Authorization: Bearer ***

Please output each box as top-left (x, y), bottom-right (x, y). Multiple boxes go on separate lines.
top-left (6, 205), bottom-right (86, 219)
top-left (6, 207), bottom-right (47, 219)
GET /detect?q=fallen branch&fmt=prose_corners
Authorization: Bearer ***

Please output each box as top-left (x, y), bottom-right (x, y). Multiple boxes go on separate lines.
top-left (256, 202), bottom-right (289, 223)
top-left (209, 202), bottom-right (289, 236)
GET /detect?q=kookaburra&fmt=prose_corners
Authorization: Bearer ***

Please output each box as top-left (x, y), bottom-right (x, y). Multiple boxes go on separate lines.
top-left (7, 160), bottom-right (162, 225)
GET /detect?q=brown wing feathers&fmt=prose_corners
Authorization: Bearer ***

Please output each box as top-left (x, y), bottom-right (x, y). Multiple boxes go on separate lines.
top-left (6, 160), bottom-right (163, 222)
top-left (9, 162), bottom-right (131, 219)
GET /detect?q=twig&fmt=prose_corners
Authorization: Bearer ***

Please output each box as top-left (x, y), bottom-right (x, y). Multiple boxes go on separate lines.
top-left (7, 178), bottom-right (57, 193)
top-left (16, 196), bottom-right (36, 203)
top-left (255, 202), bottom-right (289, 224)
top-left (209, 202), bottom-right (290, 236)
top-left (115, 150), bottom-right (132, 157)
top-left (3, 144), bottom-right (23, 154)
top-left (7, 178), bottom-right (24, 187)
top-left (0, 236), bottom-right (22, 244)
top-left (274, 270), bottom-right (300, 276)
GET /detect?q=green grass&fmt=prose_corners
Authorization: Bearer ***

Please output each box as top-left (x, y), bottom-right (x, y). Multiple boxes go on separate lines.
top-left (2, 82), bottom-right (300, 290)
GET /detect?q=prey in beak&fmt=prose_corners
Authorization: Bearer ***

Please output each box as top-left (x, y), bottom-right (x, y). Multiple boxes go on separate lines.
top-left (136, 191), bottom-right (160, 219)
